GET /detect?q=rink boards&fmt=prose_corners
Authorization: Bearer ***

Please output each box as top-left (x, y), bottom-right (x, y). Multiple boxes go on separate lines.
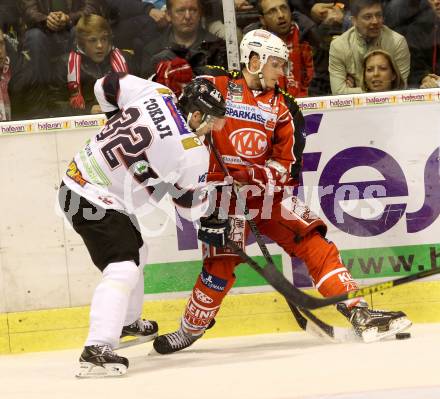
top-left (0, 89), bottom-right (439, 353)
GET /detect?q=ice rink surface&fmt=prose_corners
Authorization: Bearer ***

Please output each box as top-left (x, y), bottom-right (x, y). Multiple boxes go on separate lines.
top-left (1, 323), bottom-right (439, 399)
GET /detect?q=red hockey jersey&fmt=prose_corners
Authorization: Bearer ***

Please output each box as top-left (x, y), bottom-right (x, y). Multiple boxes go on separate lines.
top-left (201, 72), bottom-right (296, 185)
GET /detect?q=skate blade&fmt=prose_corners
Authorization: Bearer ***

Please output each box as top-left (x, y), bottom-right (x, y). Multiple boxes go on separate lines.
top-left (75, 362), bottom-right (128, 378)
top-left (361, 317), bottom-right (412, 343)
top-left (117, 332), bottom-right (158, 349)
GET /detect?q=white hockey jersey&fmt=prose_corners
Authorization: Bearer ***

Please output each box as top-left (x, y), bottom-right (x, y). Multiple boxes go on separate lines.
top-left (62, 73), bottom-right (210, 221)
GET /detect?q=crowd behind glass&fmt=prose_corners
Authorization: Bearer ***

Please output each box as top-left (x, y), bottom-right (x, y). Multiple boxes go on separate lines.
top-left (0, 0), bottom-right (439, 121)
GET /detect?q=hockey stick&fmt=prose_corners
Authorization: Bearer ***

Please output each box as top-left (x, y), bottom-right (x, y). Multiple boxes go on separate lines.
top-left (226, 238), bottom-right (357, 341)
top-left (205, 135), bottom-right (440, 310)
top-left (206, 134), bottom-right (440, 310)
top-left (225, 238), bottom-right (440, 309)
top-left (206, 134), bottom-right (341, 339)
top-left (206, 134), bottom-right (440, 309)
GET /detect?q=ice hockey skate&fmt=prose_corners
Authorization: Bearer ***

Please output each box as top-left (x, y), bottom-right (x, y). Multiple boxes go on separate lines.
top-left (337, 303), bottom-right (412, 343)
top-left (152, 319), bottom-right (215, 355)
top-left (76, 344), bottom-right (129, 378)
top-left (117, 318), bottom-right (159, 349)
top-left (152, 325), bottom-right (203, 354)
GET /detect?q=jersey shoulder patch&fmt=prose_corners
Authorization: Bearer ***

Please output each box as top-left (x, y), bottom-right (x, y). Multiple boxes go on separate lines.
top-left (181, 136), bottom-right (203, 150)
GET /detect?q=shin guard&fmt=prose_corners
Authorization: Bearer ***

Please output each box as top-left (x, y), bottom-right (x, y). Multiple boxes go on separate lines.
top-left (86, 261), bottom-right (140, 348)
top-left (124, 243), bottom-right (148, 326)
top-left (182, 263), bottom-right (236, 335)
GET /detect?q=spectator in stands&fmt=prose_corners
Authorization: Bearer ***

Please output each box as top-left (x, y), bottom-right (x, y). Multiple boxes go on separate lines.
top-left (141, 0), bottom-right (227, 96)
top-left (50, 14), bottom-right (138, 116)
top-left (329, 0), bottom-right (410, 94)
top-left (405, 0), bottom-right (440, 88)
top-left (20, 0), bottom-right (100, 85)
top-left (361, 49), bottom-right (404, 91)
top-left (99, 0), bottom-right (168, 58)
top-left (286, 1), bottom-right (352, 95)
top-left (289, 1), bottom-right (352, 28)
top-left (0, 28), bottom-right (46, 121)
top-left (382, 0), bottom-right (423, 37)
top-left (252, 0), bottom-right (314, 97)
top-left (0, 1), bottom-right (21, 35)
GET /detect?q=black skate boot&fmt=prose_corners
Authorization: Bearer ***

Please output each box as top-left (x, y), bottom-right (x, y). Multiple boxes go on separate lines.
top-left (76, 344), bottom-right (128, 378)
top-left (337, 303), bottom-right (411, 343)
top-left (118, 319), bottom-right (159, 348)
top-left (153, 319), bottom-right (216, 355)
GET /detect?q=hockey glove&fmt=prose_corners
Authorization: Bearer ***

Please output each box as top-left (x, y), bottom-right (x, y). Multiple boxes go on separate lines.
top-left (155, 57), bottom-right (193, 97)
top-left (198, 209), bottom-right (230, 248)
top-left (230, 161), bottom-right (288, 195)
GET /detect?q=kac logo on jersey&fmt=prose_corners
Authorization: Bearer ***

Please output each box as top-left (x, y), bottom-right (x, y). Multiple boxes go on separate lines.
top-left (230, 128), bottom-right (268, 158)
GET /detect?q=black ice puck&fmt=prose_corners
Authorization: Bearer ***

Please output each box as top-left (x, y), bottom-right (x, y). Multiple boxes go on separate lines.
top-left (395, 332), bottom-right (411, 340)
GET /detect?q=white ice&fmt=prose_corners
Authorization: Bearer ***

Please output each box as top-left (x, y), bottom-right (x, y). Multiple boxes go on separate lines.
top-left (1, 323), bottom-right (439, 399)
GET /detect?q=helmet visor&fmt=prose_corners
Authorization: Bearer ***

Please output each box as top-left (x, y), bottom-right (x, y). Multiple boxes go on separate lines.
top-left (266, 56), bottom-right (288, 77)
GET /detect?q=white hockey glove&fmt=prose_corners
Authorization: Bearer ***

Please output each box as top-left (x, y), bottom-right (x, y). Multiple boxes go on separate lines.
top-left (198, 209), bottom-right (230, 248)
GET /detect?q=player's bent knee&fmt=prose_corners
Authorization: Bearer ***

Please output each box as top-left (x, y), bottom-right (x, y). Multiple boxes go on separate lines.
top-left (103, 261), bottom-right (140, 292)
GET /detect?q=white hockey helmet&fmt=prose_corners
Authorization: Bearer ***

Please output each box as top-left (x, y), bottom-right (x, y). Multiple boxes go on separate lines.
top-left (240, 29), bottom-right (289, 68)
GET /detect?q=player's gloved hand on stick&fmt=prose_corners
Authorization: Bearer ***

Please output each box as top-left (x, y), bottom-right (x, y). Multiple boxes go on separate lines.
top-left (230, 161), bottom-right (288, 194)
top-left (198, 209), bottom-right (230, 248)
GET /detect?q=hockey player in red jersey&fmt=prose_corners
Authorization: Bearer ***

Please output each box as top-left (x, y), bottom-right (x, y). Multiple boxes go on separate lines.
top-left (58, 72), bottom-right (226, 377)
top-left (153, 29), bottom-right (411, 354)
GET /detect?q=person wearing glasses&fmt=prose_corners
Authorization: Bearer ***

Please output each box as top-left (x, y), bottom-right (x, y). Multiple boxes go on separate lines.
top-left (255, 0), bottom-right (315, 98)
top-left (329, 0), bottom-right (410, 94)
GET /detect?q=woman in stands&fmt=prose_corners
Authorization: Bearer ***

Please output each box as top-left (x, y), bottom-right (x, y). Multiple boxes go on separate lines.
top-left (362, 49), bottom-right (405, 92)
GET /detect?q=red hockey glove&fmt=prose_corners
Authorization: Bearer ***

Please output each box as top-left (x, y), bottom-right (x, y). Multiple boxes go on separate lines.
top-left (155, 57), bottom-right (193, 97)
top-left (230, 161), bottom-right (288, 195)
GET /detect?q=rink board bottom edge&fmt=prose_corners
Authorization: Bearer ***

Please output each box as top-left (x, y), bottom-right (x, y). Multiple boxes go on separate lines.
top-left (0, 280), bottom-right (439, 354)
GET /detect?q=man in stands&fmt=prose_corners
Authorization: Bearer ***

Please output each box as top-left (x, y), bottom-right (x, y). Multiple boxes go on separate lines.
top-left (329, 0), bottom-right (410, 94)
top-left (20, 0), bottom-right (101, 85)
top-left (142, 0), bottom-right (227, 97)
top-left (257, 0), bottom-right (315, 97)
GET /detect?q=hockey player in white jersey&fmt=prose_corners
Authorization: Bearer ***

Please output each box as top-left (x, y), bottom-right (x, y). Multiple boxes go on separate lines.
top-left (58, 72), bottom-right (227, 377)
